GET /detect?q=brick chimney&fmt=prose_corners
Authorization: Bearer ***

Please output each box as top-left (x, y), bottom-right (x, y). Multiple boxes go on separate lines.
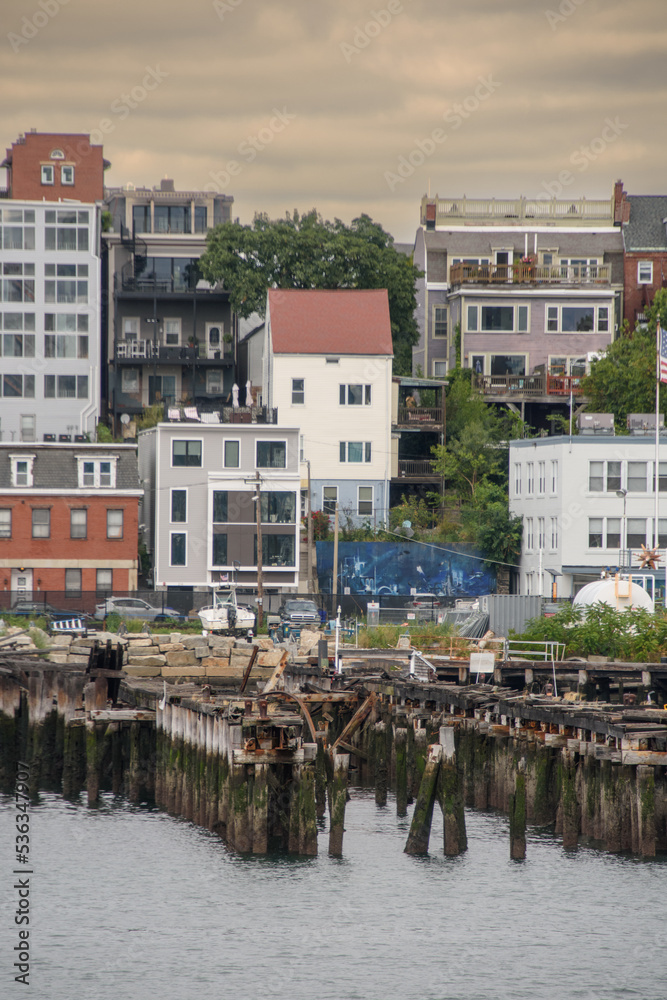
top-left (613, 179), bottom-right (630, 224)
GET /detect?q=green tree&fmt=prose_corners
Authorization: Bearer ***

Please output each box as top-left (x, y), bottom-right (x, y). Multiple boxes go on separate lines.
top-left (460, 482), bottom-right (523, 567)
top-left (583, 289), bottom-right (667, 427)
top-left (199, 210), bottom-right (422, 373)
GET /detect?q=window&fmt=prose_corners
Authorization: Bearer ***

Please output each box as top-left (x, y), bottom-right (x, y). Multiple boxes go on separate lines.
top-left (41, 164), bottom-right (54, 185)
top-left (659, 462), bottom-right (667, 492)
top-left (538, 462), bottom-right (546, 494)
top-left (607, 462), bottom-right (621, 492)
top-left (358, 486), bottom-right (373, 516)
top-left (323, 486), bottom-right (338, 514)
top-left (588, 518), bottom-right (603, 548)
top-left (171, 490), bottom-right (187, 523)
top-left (133, 205), bottom-right (151, 234)
top-left (1, 332), bottom-right (35, 357)
top-left (526, 462), bottom-right (534, 494)
top-left (44, 375), bottom-right (88, 399)
top-left (44, 209), bottom-right (88, 252)
top-left (0, 209), bottom-right (36, 252)
top-left (32, 509), bottom-right (50, 538)
top-left (10, 455), bottom-right (34, 487)
top-left (123, 318), bottom-right (139, 341)
top-left (550, 517), bottom-right (559, 549)
top-left (44, 263), bottom-right (88, 304)
top-left (61, 165), bottom-right (74, 185)
top-left (537, 517), bottom-right (545, 549)
top-left (257, 440), bottom-right (286, 468)
top-left (339, 384), bottom-right (372, 405)
top-left (212, 534), bottom-right (227, 565)
top-left (340, 441), bottom-right (371, 463)
top-left (171, 532), bottom-right (186, 566)
top-left (96, 569), bottom-right (112, 591)
top-left (433, 306), bottom-right (447, 337)
top-left (433, 360), bottom-right (447, 377)
top-left (562, 307), bottom-right (594, 332)
top-left (589, 461), bottom-right (621, 492)
top-left (525, 517), bottom-right (534, 549)
top-left (212, 491), bottom-right (228, 523)
top-left (638, 261), bottom-right (653, 284)
top-left (206, 370), bottom-right (223, 394)
top-left (551, 460), bottom-right (558, 493)
top-left (1, 263), bottom-right (35, 304)
top-left (44, 334), bottom-right (88, 359)
top-left (490, 355), bottom-right (526, 376)
top-left (107, 509), bottom-right (123, 539)
top-left (514, 463), bottom-right (521, 495)
top-left (65, 568), bottom-right (81, 595)
top-left (466, 305), bottom-right (528, 332)
top-left (223, 440), bottom-right (239, 468)
top-left (628, 462), bottom-right (647, 492)
top-left (2, 374), bottom-right (35, 399)
top-left (606, 518), bottom-right (621, 548)
top-left (597, 307), bottom-right (609, 332)
top-left (70, 509), bottom-right (87, 539)
top-left (78, 458), bottom-right (115, 488)
top-left (256, 534), bottom-right (296, 566)
top-left (299, 435), bottom-right (304, 462)
top-left (141, 256), bottom-right (200, 292)
top-left (547, 306), bottom-right (558, 333)
top-left (291, 378), bottom-right (304, 405)
top-left (627, 518), bottom-right (646, 548)
top-left (154, 205), bottom-right (191, 234)
top-left (0, 509), bottom-right (11, 538)
top-left (122, 369), bottom-right (139, 394)
top-left (261, 492), bottom-right (296, 523)
top-left (164, 318), bottom-right (181, 346)
top-left (173, 439), bottom-right (202, 467)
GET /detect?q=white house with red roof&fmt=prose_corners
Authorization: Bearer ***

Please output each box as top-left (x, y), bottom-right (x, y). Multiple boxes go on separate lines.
top-left (262, 288), bottom-right (393, 526)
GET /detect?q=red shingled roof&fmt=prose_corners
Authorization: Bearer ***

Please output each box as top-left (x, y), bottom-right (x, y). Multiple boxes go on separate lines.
top-left (268, 288), bottom-right (393, 356)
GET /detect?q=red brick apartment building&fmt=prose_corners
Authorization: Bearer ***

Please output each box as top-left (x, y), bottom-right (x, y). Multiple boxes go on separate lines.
top-left (0, 443), bottom-right (142, 599)
top-left (2, 130), bottom-right (108, 202)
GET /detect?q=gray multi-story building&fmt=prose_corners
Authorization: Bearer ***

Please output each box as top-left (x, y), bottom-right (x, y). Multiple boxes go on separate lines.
top-left (103, 180), bottom-right (236, 435)
top-left (412, 191), bottom-right (625, 427)
top-left (138, 419), bottom-right (300, 595)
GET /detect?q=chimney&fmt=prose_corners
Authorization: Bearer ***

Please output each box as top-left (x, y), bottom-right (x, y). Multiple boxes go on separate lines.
top-left (613, 179), bottom-right (629, 225)
top-left (160, 177), bottom-right (175, 192)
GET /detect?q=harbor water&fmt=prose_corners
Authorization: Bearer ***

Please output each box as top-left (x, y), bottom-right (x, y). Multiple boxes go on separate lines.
top-left (1, 788), bottom-right (666, 1000)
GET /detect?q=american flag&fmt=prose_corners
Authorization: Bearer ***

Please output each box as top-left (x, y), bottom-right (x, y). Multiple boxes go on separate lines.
top-left (660, 321), bottom-right (667, 384)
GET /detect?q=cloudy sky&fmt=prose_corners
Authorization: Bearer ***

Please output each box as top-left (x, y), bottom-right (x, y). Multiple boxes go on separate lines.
top-left (1, 0), bottom-right (665, 241)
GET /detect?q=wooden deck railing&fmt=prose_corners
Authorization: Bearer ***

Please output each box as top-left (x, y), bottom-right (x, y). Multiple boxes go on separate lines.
top-left (449, 263), bottom-right (611, 286)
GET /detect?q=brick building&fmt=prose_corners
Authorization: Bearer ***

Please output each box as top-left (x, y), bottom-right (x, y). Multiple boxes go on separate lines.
top-left (2, 130), bottom-right (108, 203)
top-left (617, 183), bottom-right (667, 328)
top-left (0, 442), bottom-right (142, 600)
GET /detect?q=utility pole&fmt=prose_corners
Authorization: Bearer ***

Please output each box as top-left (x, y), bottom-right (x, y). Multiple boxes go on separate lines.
top-left (332, 502), bottom-right (339, 601)
top-left (306, 459), bottom-right (314, 594)
top-left (255, 470), bottom-right (264, 629)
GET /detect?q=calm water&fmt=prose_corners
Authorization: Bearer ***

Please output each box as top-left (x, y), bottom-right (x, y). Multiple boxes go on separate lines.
top-left (1, 789), bottom-right (666, 1000)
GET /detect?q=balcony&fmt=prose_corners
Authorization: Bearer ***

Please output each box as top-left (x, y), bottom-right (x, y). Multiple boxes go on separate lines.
top-left (473, 373), bottom-right (586, 398)
top-left (395, 459), bottom-right (439, 479)
top-left (395, 406), bottom-right (443, 427)
top-left (449, 263), bottom-right (611, 287)
top-left (114, 339), bottom-right (232, 364)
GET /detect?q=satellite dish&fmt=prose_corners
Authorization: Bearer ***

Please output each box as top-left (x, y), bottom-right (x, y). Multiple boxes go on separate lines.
top-left (120, 413), bottom-right (130, 424)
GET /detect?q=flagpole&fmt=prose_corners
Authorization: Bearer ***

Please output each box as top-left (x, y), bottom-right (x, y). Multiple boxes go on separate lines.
top-left (655, 319), bottom-right (661, 552)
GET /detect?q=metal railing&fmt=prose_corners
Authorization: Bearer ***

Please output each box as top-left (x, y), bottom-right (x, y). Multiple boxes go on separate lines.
top-left (396, 406), bottom-right (443, 425)
top-left (396, 459), bottom-right (439, 477)
top-left (473, 373), bottom-right (586, 397)
top-left (449, 262), bottom-right (611, 286)
top-left (423, 195), bottom-right (614, 225)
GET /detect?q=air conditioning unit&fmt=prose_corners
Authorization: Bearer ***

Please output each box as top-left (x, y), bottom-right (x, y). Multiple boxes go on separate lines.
top-left (58, 434), bottom-right (72, 442)
top-left (43, 433), bottom-right (56, 442)
top-left (74, 434), bottom-right (86, 442)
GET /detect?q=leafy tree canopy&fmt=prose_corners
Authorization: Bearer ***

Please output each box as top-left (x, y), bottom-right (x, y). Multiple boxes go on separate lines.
top-left (198, 210), bottom-right (422, 373)
top-left (583, 289), bottom-right (667, 428)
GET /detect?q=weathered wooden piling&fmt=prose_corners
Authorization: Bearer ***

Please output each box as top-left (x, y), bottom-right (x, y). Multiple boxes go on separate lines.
top-left (509, 762), bottom-right (527, 860)
top-left (436, 727), bottom-right (467, 856)
top-left (637, 765), bottom-right (656, 857)
top-left (298, 765), bottom-right (318, 856)
top-left (404, 743), bottom-right (441, 855)
top-left (560, 751), bottom-right (579, 849)
top-left (252, 763), bottom-right (269, 854)
top-left (374, 721), bottom-right (388, 806)
top-left (328, 752), bottom-right (350, 856)
top-left (315, 738), bottom-right (328, 818)
top-left (395, 727), bottom-right (408, 817)
top-left (231, 763), bottom-right (252, 852)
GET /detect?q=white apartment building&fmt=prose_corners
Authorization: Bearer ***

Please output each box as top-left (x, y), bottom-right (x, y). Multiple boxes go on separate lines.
top-left (509, 425), bottom-right (667, 600)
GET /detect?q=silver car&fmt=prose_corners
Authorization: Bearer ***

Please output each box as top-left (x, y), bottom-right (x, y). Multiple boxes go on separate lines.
top-left (94, 597), bottom-right (184, 621)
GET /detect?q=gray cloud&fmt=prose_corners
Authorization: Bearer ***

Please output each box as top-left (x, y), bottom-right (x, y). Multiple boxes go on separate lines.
top-left (1, 0), bottom-right (666, 240)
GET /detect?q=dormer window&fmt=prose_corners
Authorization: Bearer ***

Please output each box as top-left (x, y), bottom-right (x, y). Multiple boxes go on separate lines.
top-left (77, 456), bottom-right (117, 488)
top-left (10, 454), bottom-right (35, 487)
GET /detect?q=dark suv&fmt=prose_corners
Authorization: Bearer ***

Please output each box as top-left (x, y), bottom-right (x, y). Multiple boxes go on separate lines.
top-left (279, 599), bottom-right (321, 628)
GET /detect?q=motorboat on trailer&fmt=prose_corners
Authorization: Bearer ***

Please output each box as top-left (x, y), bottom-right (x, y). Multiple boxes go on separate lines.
top-left (198, 587), bottom-right (257, 635)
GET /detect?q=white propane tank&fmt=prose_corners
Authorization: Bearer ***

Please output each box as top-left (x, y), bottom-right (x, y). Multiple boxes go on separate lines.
top-left (573, 577), bottom-right (654, 614)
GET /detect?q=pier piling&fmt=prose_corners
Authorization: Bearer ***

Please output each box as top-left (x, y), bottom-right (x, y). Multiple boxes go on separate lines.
top-left (328, 752), bottom-right (350, 856)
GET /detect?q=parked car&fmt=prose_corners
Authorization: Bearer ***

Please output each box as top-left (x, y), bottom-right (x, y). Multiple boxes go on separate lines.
top-left (94, 597), bottom-right (186, 621)
top-left (10, 600), bottom-right (89, 619)
top-left (278, 599), bottom-right (321, 627)
top-left (409, 593), bottom-right (442, 608)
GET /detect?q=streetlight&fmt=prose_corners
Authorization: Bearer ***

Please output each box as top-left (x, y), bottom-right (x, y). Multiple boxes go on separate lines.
top-left (616, 489), bottom-right (627, 568)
